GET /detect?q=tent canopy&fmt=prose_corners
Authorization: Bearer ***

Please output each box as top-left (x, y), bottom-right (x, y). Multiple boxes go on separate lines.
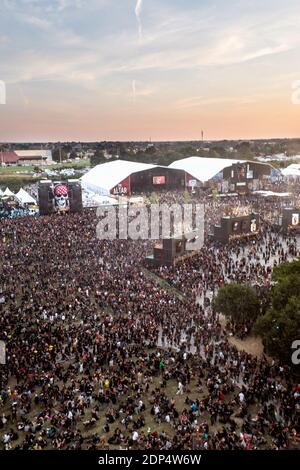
top-left (281, 164), bottom-right (300, 177)
top-left (15, 188), bottom-right (37, 205)
top-left (90, 194), bottom-right (119, 205)
top-left (3, 187), bottom-right (14, 196)
top-left (81, 160), bottom-right (157, 195)
top-left (253, 190), bottom-right (291, 198)
top-left (169, 156), bottom-right (243, 183)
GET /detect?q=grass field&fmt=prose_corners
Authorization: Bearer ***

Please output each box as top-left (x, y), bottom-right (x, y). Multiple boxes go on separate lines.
top-left (0, 159), bottom-right (90, 174)
top-left (0, 160), bottom-right (90, 191)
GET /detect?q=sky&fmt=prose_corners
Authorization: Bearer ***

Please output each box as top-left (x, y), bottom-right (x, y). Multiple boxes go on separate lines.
top-left (0, 0), bottom-right (300, 142)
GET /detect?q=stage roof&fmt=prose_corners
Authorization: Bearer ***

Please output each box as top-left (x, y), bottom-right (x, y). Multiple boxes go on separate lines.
top-left (169, 156), bottom-right (243, 182)
top-left (81, 160), bottom-right (157, 195)
top-left (281, 164), bottom-right (300, 177)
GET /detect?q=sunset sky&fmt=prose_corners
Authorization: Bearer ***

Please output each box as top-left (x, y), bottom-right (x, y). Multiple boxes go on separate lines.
top-left (0, 0), bottom-right (300, 142)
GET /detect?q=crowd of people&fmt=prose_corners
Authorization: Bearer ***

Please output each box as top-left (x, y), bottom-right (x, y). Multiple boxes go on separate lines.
top-left (0, 194), bottom-right (300, 450)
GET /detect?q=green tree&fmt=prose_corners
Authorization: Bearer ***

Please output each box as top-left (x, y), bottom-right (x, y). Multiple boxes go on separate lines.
top-left (235, 142), bottom-right (255, 160)
top-left (69, 151), bottom-right (78, 160)
top-left (52, 148), bottom-right (67, 163)
top-left (213, 284), bottom-right (260, 326)
top-left (183, 190), bottom-right (191, 203)
top-left (254, 296), bottom-right (300, 363)
top-left (90, 150), bottom-right (105, 167)
top-left (149, 192), bottom-right (158, 204)
top-left (272, 259), bottom-right (300, 281)
top-left (254, 258), bottom-right (300, 364)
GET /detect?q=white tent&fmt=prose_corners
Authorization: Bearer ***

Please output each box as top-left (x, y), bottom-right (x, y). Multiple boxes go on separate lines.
top-left (169, 156), bottom-right (244, 183)
top-left (82, 190), bottom-right (120, 207)
top-left (3, 187), bottom-right (14, 197)
top-left (253, 190), bottom-right (291, 198)
top-left (129, 196), bottom-right (144, 205)
top-left (91, 194), bottom-right (119, 206)
top-left (281, 164), bottom-right (300, 177)
top-left (0, 188), bottom-right (3, 196)
top-left (15, 188), bottom-right (37, 205)
top-left (81, 160), bottom-right (157, 195)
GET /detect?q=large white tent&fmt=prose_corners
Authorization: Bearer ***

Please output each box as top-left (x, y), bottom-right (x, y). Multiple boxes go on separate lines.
top-left (169, 156), bottom-right (243, 183)
top-left (81, 160), bottom-right (157, 195)
top-left (281, 164), bottom-right (300, 177)
top-left (15, 188), bottom-right (37, 205)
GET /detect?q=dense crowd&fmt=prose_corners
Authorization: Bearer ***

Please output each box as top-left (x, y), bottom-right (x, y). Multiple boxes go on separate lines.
top-left (0, 197), bottom-right (300, 450)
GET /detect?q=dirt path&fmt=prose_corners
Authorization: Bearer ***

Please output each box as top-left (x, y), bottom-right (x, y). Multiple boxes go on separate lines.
top-left (228, 334), bottom-right (265, 357)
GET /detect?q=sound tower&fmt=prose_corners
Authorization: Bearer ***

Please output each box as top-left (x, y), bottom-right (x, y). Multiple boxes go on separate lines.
top-left (213, 213), bottom-right (259, 244)
top-left (282, 208), bottom-right (300, 233)
top-left (149, 233), bottom-right (196, 267)
top-left (68, 179), bottom-right (83, 213)
top-left (38, 179), bottom-right (83, 215)
top-left (38, 180), bottom-right (53, 215)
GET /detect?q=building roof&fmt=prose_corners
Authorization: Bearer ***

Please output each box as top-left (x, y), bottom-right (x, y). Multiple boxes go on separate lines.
top-left (281, 164), bottom-right (300, 177)
top-left (0, 152), bottom-right (19, 164)
top-left (169, 156), bottom-right (244, 182)
top-left (81, 160), bottom-right (157, 195)
top-left (14, 149), bottom-right (52, 160)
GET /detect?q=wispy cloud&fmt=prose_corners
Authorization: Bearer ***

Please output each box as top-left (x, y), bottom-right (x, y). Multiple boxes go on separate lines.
top-left (174, 94), bottom-right (272, 110)
top-left (135, 0), bottom-right (143, 41)
top-left (132, 79), bottom-right (136, 103)
top-left (21, 14), bottom-right (52, 30)
top-left (1, 0), bottom-right (300, 140)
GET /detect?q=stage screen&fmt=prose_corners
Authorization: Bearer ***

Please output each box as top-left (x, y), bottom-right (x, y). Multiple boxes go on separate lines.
top-left (292, 213), bottom-right (300, 226)
top-left (232, 221), bottom-right (240, 232)
top-left (53, 183), bottom-right (70, 212)
top-left (250, 218), bottom-right (257, 232)
top-left (153, 176), bottom-right (166, 185)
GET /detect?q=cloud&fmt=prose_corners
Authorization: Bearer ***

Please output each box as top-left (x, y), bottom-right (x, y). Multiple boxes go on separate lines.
top-left (3, 49), bottom-right (98, 85)
top-left (174, 95), bottom-right (264, 110)
top-left (132, 79), bottom-right (136, 103)
top-left (0, 35), bottom-right (9, 45)
top-left (135, 0), bottom-right (143, 40)
top-left (22, 15), bottom-right (52, 30)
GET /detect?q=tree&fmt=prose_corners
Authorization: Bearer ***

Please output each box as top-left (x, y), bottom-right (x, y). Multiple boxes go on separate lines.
top-left (90, 150), bottom-right (105, 167)
top-left (69, 151), bottom-right (78, 160)
top-left (52, 148), bottom-right (67, 163)
top-left (213, 284), bottom-right (260, 326)
top-left (272, 259), bottom-right (300, 281)
top-left (235, 142), bottom-right (255, 160)
top-left (254, 258), bottom-right (300, 364)
top-left (254, 296), bottom-right (300, 364)
top-left (183, 190), bottom-right (191, 203)
top-left (149, 192), bottom-right (158, 204)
